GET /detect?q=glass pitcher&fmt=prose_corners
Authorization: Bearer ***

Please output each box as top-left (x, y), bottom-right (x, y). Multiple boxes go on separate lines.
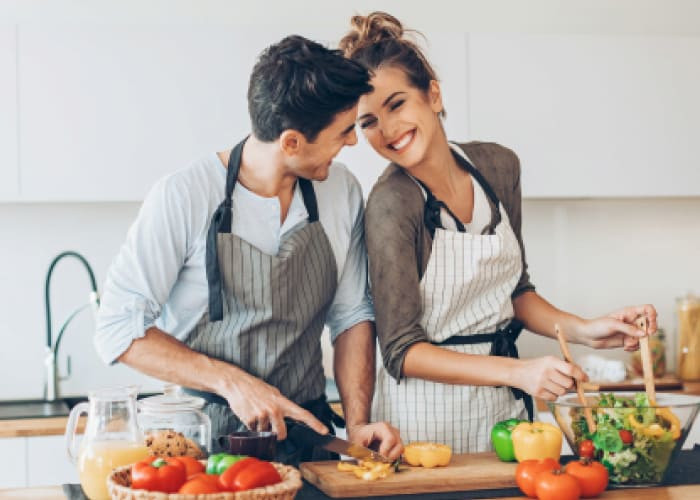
top-left (65, 386), bottom-right (150, 500)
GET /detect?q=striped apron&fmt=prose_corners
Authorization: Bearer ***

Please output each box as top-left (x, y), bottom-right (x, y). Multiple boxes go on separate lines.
top-left (372, 154), bottom-right (533, 454)
top-left (184, 137), bottom-right (341, 464)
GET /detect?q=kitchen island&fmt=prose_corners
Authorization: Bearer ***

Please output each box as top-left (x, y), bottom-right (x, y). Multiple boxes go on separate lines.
top-left (1, 483), bottom-right (700, 499)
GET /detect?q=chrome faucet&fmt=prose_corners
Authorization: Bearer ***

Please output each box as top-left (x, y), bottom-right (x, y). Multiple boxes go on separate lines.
top-left (44, 251), bottom-right (100, 402)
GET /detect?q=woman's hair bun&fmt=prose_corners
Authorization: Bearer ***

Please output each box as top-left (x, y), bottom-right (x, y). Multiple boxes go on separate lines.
top-left (340, 11), bottom-right (404, 57)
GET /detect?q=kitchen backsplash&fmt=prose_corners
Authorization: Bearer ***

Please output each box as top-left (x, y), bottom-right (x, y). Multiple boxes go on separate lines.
top-left (0, 197), bottom-right (699, 400)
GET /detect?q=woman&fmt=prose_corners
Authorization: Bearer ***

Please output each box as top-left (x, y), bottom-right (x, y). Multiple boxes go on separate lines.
top-left (339, 12), bottom-right (657, 453)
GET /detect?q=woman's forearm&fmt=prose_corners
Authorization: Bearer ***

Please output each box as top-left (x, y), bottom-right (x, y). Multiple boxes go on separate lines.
top-left (401, 341), bottom-right (519, 386)
top-left (513, 291), bottom-right (585, 343)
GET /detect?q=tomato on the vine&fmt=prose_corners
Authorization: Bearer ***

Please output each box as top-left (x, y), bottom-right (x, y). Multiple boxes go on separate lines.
top-left (565, 458), bottom-right (609, 498)
top-left (515, 458), bottom-right (560, 498)
top-left (535, 469), bottom-right (581, 500)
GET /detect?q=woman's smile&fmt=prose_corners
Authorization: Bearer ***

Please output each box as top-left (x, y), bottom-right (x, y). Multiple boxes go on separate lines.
top-left (387, 129), bottom-right (416, 153)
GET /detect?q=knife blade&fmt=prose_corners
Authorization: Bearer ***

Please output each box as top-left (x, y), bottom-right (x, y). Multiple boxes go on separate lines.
top-left (285, 418), bottom-right (392, 463)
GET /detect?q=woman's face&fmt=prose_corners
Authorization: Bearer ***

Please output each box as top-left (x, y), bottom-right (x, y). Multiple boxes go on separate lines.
top-left (357, 66), bottom-right (443, 169)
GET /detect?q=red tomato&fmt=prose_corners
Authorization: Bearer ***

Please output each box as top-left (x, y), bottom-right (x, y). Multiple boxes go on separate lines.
top-left (131, 456), bottom-right (187, 493)
top-left (175, 456), bottom-right (206, 478)
top-left (178, 476), bottom-right (221, 494)
top-left (515, 458), bottom-right (561, 498)
top-left (578, 439), bottom-right (595, 459)
top-left (233, 461), bottom-right (282, 491)
top-left (535, 469), bottom-right (581, 500)
top-left (218, 457), bottom-right (260, 491)
top-left (619, 429), bottom-right (633, 445)
top-left (565, 459), bottom-right (609, 498)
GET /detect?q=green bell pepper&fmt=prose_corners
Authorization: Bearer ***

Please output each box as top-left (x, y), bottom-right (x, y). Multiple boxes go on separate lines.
top-left (491, 418), bottom-right (526, 462)
top-left (205, 453), bottom-right (247, 474)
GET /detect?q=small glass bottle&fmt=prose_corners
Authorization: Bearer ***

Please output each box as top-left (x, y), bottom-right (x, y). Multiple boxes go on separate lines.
top-left (138, 385), bottom-right (211, 457)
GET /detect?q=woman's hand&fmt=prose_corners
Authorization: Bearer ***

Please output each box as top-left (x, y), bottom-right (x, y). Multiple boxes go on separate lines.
top-left (512, 356), bottom-right (588, 401)
top-left (574, 304), bottom-right (657, 351)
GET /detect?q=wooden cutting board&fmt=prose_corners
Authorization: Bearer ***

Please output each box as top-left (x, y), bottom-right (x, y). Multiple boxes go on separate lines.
top-left (300, 452), bottom-right (517, 498)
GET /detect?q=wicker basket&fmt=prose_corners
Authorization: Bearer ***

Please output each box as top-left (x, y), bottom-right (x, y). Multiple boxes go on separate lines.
top-left (107, 462), bottom-right (302, 500)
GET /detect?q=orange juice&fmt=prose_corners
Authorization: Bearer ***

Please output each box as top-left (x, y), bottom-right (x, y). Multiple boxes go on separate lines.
top-left (78, 440), bottom-right (150, 500)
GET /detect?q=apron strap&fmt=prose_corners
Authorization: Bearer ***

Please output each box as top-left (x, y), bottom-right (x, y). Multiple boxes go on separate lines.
top-left (413, 150), bottom-right (503, 238)
top-left (205, 138), bottom-right (321, 321)
top-left (432, 319), bottom-right (535, 422)
top-left (206, 138), bottom-right (246, 321)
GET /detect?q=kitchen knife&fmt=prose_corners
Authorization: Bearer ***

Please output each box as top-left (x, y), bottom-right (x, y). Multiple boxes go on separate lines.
top-left (285, 418), bottom-right (392, 463)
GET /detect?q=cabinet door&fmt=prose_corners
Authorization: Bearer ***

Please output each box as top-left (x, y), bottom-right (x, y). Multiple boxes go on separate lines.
top-left (0, 26), bottom-right (19, 200)
top-left (468, 34), bottom-right (700, 197)
top-left (0, 437), bottom-right (27, 488)
top-left (18, 25), bottom-right (282, 201)
top-left (26, 434), bottom-right (79, 487)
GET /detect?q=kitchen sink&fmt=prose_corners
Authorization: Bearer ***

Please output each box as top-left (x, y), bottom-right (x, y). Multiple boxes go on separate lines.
top-left (0, 399), bottom-right (72, 419)
top-left (0, 393), bottom-right (160, 420)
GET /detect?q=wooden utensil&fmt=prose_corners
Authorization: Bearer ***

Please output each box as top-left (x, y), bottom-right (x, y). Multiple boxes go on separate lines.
top-left (555, 324), bottom-right (596, 433)
top-left (635, 315), bottom-right (656, 405)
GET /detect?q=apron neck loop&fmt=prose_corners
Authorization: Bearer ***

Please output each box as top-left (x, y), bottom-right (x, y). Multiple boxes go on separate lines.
top-left (206, 137), bottom-right (247, 321)
top-left (450, 150), bottom-right (503, 231)
top-left (298, 178), bottom-right (319, 223)
top-left (413, 177), bottom-right (466, 237)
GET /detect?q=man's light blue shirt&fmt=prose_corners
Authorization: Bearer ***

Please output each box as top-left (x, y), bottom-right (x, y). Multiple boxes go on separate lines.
top-left (95, 153), bottom-right (374, 364)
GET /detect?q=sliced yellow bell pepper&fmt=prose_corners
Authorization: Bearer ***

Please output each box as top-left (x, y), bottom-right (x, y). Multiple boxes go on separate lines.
top-left (511, 422), bottom-right (562, 462)
top-left (656, 407), bottom-right (681, 440)
top-left (403, 442), bottom-right (452, 467)
top-left (628, 409), bottom-right (681, 440)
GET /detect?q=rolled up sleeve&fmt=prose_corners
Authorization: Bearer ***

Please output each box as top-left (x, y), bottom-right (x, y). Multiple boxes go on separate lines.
top-left (326, 178), bottom-right (375, 342)
top-left (365, 179), bottom-right (429, 381)
top-left (94, 176), bottom-right (191, 364)
top-left (505, 151), bottom-right (536, 299)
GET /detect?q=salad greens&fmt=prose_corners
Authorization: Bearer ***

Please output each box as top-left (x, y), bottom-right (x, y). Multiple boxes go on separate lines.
top-left (570, 393), bottom-right (680, 484)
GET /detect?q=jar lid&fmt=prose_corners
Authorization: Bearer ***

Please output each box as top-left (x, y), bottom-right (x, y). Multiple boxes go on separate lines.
top-left (139, 387), bottom-right (205, 412)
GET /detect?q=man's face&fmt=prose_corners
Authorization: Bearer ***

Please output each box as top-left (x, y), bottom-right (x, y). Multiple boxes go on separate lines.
top-left (291, 105), bottom-right (359, 181)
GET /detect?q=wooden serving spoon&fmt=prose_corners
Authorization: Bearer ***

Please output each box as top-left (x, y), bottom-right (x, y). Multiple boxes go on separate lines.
top-left (635, 315), bottom-right (656, 405)
top-left (555, 323), bottom-right (596, 433)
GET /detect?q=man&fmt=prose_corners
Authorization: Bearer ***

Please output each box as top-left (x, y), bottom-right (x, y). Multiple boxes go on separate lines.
top-left (95, 35), bottom-right (403, 464)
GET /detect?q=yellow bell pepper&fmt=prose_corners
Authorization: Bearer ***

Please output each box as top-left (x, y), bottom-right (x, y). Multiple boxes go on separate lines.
top-left (403, 442), bottom-right (452, 468)
top-left (656, 407), bottom-right (681, 440)
top-left (510, 422), bottom-right (562, 462)
top-left (628, 409), bottom-right (681, 439)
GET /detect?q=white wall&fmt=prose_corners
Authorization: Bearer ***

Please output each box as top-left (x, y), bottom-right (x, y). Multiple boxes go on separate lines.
top-left (1, 0), bottom-right (700, 399)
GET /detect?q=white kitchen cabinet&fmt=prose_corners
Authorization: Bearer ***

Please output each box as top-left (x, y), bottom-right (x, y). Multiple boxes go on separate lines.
top-left (26, 434), bottom-right (79, 487)
top-left (0, 437), bottom-right (27, 488)
top-left (17, 25), bottom-right (291, 202)
top-left (0, 26), bottom-right (19, 201)
top-left (468, 34), bottom-right (700, 197)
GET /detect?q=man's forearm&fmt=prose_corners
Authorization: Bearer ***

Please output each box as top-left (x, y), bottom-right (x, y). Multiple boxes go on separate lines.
top-left (333, 321), bottom-right (375, 428)
top-left (117, 327), bottom-right (246, 396)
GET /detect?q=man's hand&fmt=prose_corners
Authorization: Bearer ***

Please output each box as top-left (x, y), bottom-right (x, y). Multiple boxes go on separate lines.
top-left (221, 372), bottom-right (328, 441)
top-left (575, 304), bottom-right (657, 351)
top-left (347, 422), bottom-right (404, 461)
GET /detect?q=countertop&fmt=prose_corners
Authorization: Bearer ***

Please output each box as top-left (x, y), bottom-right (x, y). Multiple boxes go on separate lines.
top-left (1, 484), bottom-right (699, 499)
top-left (1, 380), bottom-right (698, 439)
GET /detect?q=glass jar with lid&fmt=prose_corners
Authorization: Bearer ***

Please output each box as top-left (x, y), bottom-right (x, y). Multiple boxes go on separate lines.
top-left (677, 294), bottom-right (700, 381)
top-left (138, 384), bottom-right (211, 458)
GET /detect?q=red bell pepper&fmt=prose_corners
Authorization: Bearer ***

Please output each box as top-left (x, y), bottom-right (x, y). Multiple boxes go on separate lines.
top-left (232, 460), bottom-right (282, 491)
top-left (131, 456), bottom-right (187, 493)
top-left (218, 457), bottom-right (282, 492)
top-left (218, 457), bottom-right (260, 491)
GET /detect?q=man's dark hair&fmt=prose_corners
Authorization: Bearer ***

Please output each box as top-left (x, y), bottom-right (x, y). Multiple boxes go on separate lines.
top-left (248, 35), bottom-right (372, 143)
